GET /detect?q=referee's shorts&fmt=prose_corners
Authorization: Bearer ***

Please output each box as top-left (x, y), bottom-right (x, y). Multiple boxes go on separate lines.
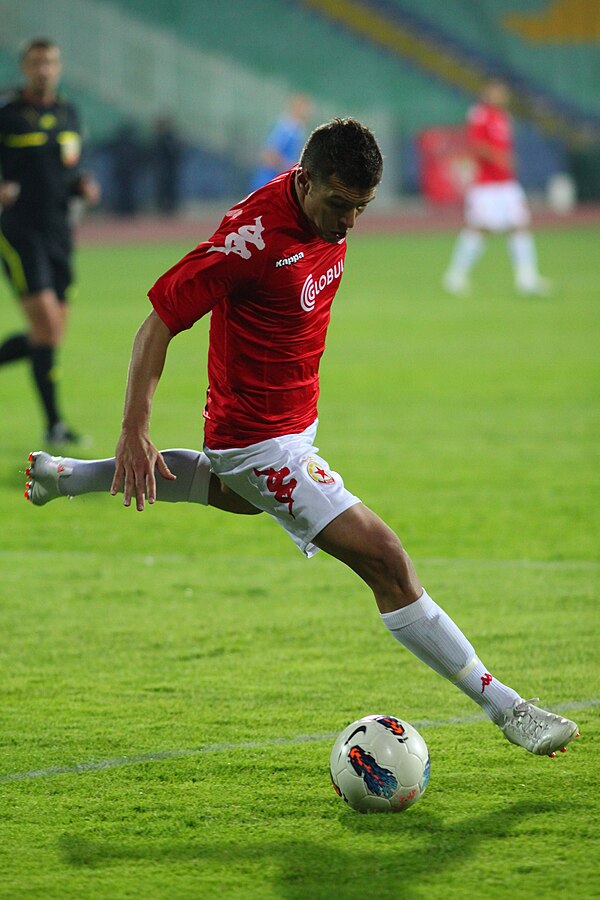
top-left (0, 221), bottom-right (73, 300)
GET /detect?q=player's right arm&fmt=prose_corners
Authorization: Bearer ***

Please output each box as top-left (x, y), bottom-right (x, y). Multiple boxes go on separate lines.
top-left (111, 310), bottom-right (176, 511)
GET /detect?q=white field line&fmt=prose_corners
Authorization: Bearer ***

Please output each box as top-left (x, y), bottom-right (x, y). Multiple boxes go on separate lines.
top-left (0, 549), bottom-right (599, 569)
top-left (1, 699), bottom-right (597, 784)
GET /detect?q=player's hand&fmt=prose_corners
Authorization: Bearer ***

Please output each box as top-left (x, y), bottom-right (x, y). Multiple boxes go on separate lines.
top-left (0, 181), bottom-right (20, 206)
top-left (78, 173), bottom-right (101, 206)
top-left (110, 431), bottom-right (176, 511)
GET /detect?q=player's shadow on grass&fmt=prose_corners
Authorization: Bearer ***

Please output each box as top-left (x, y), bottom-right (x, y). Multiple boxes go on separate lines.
top-left (59, 798), bottom-right (558, 897)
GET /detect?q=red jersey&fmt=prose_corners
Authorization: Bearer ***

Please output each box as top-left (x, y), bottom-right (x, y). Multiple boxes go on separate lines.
top-left (467, 102), bottom-right (514, 184)
top-left (148, 169), bottom-right (346, 449)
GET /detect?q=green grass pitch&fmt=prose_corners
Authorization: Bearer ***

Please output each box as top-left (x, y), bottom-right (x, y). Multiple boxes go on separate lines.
top-left (1, 225), bottom-right (598, 898)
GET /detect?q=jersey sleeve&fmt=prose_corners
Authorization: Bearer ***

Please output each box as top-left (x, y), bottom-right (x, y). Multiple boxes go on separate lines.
top-left (148, 211), bottom-right (268, 335)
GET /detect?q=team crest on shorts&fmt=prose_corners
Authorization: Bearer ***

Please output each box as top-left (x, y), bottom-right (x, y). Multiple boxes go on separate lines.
top-left (306, 457), bottom-right (336, 485)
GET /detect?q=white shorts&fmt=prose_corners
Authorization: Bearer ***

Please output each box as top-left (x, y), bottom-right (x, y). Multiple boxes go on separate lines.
top-left (465, 180), bottom-right (530, 232)
top-left (204, 420), bottom-right (361, 557)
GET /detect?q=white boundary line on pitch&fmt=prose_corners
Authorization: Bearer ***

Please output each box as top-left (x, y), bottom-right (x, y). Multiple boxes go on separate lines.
top-left (0, 550), bottom-right (599, 569)
top-left (1, 699), bottom-right (597, 784)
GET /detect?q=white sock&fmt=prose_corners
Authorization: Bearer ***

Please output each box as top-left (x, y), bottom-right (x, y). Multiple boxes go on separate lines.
top-left (507, 231), bottom-right (539, 288)
top-left (57, 449), bottom-right (211, 505)
top-left (446, 229), bottom-right (484, 278)
top-left (381, 590), bottom-right (521, 724)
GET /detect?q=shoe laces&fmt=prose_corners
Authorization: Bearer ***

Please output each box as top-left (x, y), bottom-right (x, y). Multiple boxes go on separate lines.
top-left (511, 698), bottom-right (545, 735)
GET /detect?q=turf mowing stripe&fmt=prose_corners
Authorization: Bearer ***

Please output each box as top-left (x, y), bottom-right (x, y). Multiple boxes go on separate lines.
top-left (1, 698), bottom-right (597, 784)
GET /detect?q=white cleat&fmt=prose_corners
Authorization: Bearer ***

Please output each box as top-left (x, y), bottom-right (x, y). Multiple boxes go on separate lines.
top-left (516, 276), bottom-right (553, 297)
top-left (442, 271), bottom-right (470, 296)
top-left (500, 698), bottom-right (579, 757)
top-left (24, 451), bottom-right (73, 506)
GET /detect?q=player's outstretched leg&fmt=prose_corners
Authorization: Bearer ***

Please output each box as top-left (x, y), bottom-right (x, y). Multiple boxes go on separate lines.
top-left (24, 449), bottom-right (211, 507)
top-left (382, 593), bottom-right (579, 757)
top-left (316, 504), bottom-right (579, 758)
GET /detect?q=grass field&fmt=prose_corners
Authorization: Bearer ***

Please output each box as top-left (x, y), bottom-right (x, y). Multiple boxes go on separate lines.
top-left (1, 225), bottom-right (598, 898)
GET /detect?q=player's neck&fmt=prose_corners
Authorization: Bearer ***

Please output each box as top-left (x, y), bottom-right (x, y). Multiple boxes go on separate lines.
top-left (22, 86), bottom-right (57, 107)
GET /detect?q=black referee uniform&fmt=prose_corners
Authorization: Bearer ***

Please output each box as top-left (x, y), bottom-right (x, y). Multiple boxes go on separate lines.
top-left (0, 88), bottom-right (88, 440)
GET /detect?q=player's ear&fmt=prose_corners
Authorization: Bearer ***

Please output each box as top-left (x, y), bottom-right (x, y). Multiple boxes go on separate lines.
top-left (296, 167), bottom-right (311, 195)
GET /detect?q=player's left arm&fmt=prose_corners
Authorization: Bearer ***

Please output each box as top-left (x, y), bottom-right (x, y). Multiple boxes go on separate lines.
top-left (72, 171), bottom-right (101, 205)
top-left (111, 310), bottom-right (176, 511)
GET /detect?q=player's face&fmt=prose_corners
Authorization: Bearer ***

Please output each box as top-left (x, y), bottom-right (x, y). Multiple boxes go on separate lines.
top-left (484, 80), bottom-right (510, 108)
top-left (296, 171), bottom-right (377, 243)
top-left (21, 46), bottom-right (62, 99)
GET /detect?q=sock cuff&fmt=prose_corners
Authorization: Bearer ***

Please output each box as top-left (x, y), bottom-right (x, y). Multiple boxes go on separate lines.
top-left (381, 589), bottom-right (435, 631)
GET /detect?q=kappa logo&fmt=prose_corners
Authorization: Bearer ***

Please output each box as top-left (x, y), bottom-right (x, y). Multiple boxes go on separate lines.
top-left (275, 251), bottom-right (304, 268)
top-left (300, 259), bottom-right (344, 311)
top-left (306, 457), bottom-right (335, 485)
top-left (254, 465), bottom-right (297, 517)
top-left (207, 216), bottom-right (265, 260)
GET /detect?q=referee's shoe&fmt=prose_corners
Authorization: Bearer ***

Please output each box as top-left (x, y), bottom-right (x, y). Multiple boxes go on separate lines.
top-left (45, 421), bottom-right (91, 449)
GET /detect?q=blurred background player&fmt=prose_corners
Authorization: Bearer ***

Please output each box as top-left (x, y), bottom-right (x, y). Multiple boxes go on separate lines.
top-left (248, 93), bottom-right (313, 192)
top-left (443, 78), bottom-right (551, 297)
top-left (0, 37), bottom-right (100, 445)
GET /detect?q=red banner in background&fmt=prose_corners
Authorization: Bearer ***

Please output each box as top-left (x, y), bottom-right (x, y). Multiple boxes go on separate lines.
top-left (417, 126), bottom-right (475, 204)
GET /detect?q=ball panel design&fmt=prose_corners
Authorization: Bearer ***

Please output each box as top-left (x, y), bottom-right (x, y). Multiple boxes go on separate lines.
top-left (330, 714), bottom-right (430, 813)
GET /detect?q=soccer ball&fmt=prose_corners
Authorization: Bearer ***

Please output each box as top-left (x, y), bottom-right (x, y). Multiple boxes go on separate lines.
top-left (329, 714), bottom-right (430, 813)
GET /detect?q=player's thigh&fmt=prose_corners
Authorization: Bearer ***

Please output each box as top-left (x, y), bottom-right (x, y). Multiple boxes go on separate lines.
top-left (314, 502), bottom-right (403, 572)
top-left (208, 475), bottom-right (262, 515)
top-left (21, 289), bottom-right (64, 345)
top-left (314, 503), bottom-right (422, 605)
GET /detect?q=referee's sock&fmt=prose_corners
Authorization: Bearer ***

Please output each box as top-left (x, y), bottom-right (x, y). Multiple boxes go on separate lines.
top-left (0, 333), bottom-right (29, 365)
top-left (29, 344), bottom-right (61, 430)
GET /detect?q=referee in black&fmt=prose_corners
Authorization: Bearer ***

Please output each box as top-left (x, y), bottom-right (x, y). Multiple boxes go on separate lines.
top-left (0, 37), bottom-right (100, 445)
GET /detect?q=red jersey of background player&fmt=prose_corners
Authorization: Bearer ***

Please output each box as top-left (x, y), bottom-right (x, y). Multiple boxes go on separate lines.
top-left (467, 102), bottom-right (515, 184)
top-left (148, 168), bottom-right (346, 449)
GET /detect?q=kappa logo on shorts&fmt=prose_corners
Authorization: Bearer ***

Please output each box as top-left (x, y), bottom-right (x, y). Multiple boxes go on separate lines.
top-left (306, 457), bottom-right (335, 485)
top-left (253, 465), bottom-right (297, 517)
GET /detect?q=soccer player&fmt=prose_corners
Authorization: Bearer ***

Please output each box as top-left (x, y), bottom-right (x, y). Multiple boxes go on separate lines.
top-left (26, 118), bottom-right (577, 758)
top-left (0, 37), bottom-right (100, 445)
top-left (443, 77), bottom-right (551, 296)
top-left (249, 94), bottom-right (312, 192)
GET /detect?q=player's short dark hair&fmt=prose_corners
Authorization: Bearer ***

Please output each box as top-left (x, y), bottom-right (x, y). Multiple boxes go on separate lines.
top-left (300, 117), bottom-right (383, 190)
top-left (20, 38), bottom-right (59, 62)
